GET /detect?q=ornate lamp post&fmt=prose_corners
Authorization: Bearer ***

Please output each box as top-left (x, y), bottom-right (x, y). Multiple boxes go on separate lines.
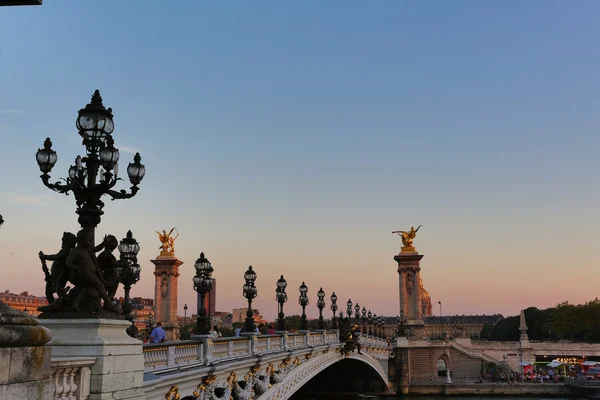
top-left (117, 230), bottom-right (141, 322)
top-left (316, 287), bottom-right (325, 330)
top-left (361, 307), bottom-right (367, 334)
top-left (0, 214), bottom-right (3, 227)
top-left (298, 282), bottom-right (309, 331)
top-left (367, 310), bottom-right (373, 336)
top-left (346, 299), bottom-right (353, 319)
top-left (379, 317), bottom-right (385, 339)
top-left (193, 252), bottom-right (213, 335)
top-left (330, 292), bottom-right (338, 329)
top-left (35, 90), bottom-right (145, 243)
top-left (372, 313), bottom-right (378, 337)
top-left (276, 275), bottom-right (288, 332)
top-left (397, 309), bottom-right (407, 337)
top-left (183, 304), bottom-right (188, 326)
top-left (354, 303), bottom-right (360, 325)
top-left (242, 266), bottom-right (257, 333)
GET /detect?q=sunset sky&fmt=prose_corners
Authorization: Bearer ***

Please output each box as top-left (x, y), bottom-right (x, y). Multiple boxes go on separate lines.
top-left (1, 1), bottom-right (599, 321)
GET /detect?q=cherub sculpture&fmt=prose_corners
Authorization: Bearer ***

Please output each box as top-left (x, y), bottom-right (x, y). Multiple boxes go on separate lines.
top-left (39, 232), bottom-right (77, 303)
top-left (393, 225), bottom-right (422, 251)
top-left (95, 234), bottom-right (120, 300)
top-left (156, 228), bottom-right (179, 256)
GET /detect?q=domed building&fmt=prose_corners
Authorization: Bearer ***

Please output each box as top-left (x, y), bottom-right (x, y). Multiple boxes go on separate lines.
top-left (420, 278), bottom-right (433, 317)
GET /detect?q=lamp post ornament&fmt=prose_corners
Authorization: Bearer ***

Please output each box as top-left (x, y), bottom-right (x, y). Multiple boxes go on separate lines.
top-left (35, 91), bottom-right (145, 319)
top-left (330, 292), bottom-right (338, 330)
top-left (193, 252), bottom-right (213, 335)
top-left (242, 266), bottom-right (257, 333)
top-left (276, 275), bottom-right (288, 332)
top-left (316, 287), bottom-right (326, 330)
top-left (298, 282), bottom-right (309, 331)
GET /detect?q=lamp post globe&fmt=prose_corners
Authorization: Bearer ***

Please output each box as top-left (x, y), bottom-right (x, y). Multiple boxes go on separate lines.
top-left (193, 252), bottom-right (213, 335)
top-left (361, 307), bottom-right (367, 334)
top-left (276, 275), bottom-right (288, 332)
top-left (298, 282), bottom-right (309, 331)
top-left (36, 91), bottom-right (145, 242)
top-left (242, 266), bottom-right (258, 333)
top-left (316, 287), bottom-right (326, 330)
top-left (117, 230), bottom-right (141, 322)
top-left (330, 292), bottom-right (338, 330)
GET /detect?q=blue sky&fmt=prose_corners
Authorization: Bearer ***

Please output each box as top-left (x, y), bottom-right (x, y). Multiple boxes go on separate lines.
top-left (1, 1), bottom-right (600, 320)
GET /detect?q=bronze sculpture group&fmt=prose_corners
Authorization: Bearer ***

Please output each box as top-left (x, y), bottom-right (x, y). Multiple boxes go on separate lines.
top-left (38, 228), bottom-right (123, 318)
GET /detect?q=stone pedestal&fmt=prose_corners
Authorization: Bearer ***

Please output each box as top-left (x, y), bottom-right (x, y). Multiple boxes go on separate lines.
top-left (151, 255), bottom-right (183, 341)
top-left (0, 301), bottom-right (53, 400)
top-left (41, 319), bottom-right (144, 400)
top-left (394, 252), bottom-right (424, 325)
top-left (394, 337), bottom-right (410, 395)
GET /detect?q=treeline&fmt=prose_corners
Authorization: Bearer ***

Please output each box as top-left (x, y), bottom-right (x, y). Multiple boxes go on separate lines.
top-left (481, 299), bottom-right (600, 342)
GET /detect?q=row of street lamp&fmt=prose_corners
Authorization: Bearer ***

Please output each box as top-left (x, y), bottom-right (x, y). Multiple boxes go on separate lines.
top-left (192, 256), bottom-right (392, 338)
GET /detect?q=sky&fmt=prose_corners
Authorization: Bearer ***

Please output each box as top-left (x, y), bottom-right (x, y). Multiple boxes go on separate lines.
top-left (1, 1), bottom-right (600, 321)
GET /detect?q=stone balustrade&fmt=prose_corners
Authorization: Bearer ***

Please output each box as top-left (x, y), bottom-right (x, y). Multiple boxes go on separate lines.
top-left (143, 331), bottom-right (389, 373)
top-left (50, 357), bottom-right (96, 400)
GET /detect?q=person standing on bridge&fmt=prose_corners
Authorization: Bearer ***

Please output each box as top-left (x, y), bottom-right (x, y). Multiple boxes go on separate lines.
top-left (150, 322), bottom-right (166, 343)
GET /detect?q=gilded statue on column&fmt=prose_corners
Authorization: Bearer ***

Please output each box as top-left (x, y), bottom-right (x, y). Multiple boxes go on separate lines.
top-left (156, 228), bottom-right (179, 256)
top-left (393, 225), bottom-right (422, 252)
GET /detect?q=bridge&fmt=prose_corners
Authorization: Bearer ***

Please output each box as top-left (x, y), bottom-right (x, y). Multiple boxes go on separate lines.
top-left (141, 331), bottom-right (390, 399)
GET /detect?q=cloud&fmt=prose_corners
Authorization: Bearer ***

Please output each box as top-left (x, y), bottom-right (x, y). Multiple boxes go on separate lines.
top-left (119, 145), bottom-right (151, 157)
top-left (0, 109), bottom-right (24, 114)
top-left (1, 192), bottom-right (47, 205)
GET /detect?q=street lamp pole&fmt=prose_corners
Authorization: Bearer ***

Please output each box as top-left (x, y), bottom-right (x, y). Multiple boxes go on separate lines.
top-left (183, 304), bottom-right (188, 326)
top-left (361, 307), bottom-right (367, 334)
top-left (317, 288), bottom-right (326, 330)
top-left (298, 282), bottom-right (309, 331)
top-left (193, 252), bottom-right (213, 335)
top-left (276, 275), bottom-right (288, 332)
top-left (354, 303), bottom-right (360, 325)
top-left (330, 293), bottom-right (338, 329)
top-left (242, 266), bottom-right (258, 333)
top-left (367, 310), bottom-right (373, 336)
top-left (438, 300), bottom-right (443, 338)
top-left (117, 230), bottom-right (141, 322)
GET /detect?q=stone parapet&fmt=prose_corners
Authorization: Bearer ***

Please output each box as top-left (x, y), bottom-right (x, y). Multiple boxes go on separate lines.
top-left (41, 319), bottom-right (144, 400)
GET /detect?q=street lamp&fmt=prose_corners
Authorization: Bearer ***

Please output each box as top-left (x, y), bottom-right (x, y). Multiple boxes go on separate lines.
top-left (372, 314), bottom-right (378, 338)
top-left (354, 303), bottom-right (360, 325)
top-left (276, 275), bottom-right (288, 332)
top-left (117, 230), bottom-right (141, 322)
top-left (346, 299), bottom-right (353, 318)
top-left (361, 307), bottom-right (367, 334)
top-left (183, 304), bottom-right (188, 326)
top-left (379, 316), bottom-right (386, 339)
top-left (242, 266), bottom-right (257, 333)
top-left (298, 282), bottom-right (309, 331)
top-left (34, 91), bottom-right (145, 316)
top-left (36, 91), bottom-right (145, 242)
top-left (317, 287), bottom-right (325, 330)
top-left (397, 309), bottom-right (407, 337)
top-left (330, 292), bottom-right (338, 329)
top-left (193, 252), bottom-right (213, 335)
top-left (438, 300), bottom-right (443, 338)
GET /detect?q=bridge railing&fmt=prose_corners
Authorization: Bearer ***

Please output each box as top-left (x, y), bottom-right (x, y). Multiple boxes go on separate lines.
top-left (143, 331), bottom-right (389, 373)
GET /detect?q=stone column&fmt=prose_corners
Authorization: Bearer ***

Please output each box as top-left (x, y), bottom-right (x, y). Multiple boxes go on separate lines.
top-left (394, 337), bottom-right (410, 395)
top-left (41, 319), bottom-right (144, 400)
top-left (394, 252), bottom-right (424, 324)
top-left (0, 301), bottom-right (53, 399)
top-left (151, 255), bottom-right (183, 341)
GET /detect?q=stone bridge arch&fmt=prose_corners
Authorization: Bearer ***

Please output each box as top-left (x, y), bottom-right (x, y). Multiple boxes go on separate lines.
top-left (259, 350), bottom-right (390, 400)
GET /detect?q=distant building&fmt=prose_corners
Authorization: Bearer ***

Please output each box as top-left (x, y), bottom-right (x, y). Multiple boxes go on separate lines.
top-left (423, 314), bottom-right (504, 339)
top-left (231, 308), bottom-right (267, 325)
top-left (0, 290), bottom-right (47, 316)
top-left (420, 279), bottom-right (433, 317)
top-left (126, 297), bottom-right (154, 331)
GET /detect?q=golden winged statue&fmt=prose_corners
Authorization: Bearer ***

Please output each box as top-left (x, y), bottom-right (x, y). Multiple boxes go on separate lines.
top-left (156, 228), bottom-right (179, 256)
top-left (392, 225), bottom-right (422, 252)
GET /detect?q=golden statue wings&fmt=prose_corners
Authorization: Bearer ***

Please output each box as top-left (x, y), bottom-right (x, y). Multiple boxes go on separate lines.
top-left (392, 225), bottom-right (422, 252)
top-left (156, 228), bottom-right (179, 256)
